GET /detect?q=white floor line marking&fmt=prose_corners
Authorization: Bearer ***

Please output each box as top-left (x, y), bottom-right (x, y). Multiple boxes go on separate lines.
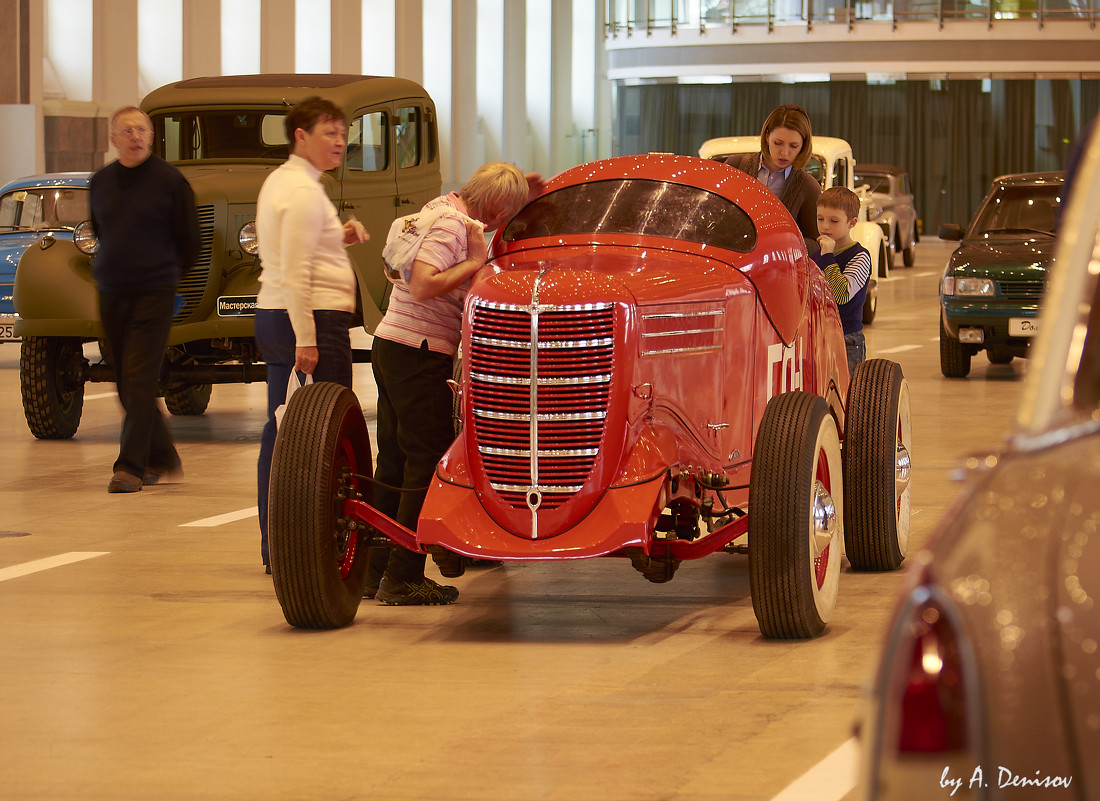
top-left (181, 507), bottom-right (259, 528)
top-left (911, 271), bottom-right (938, 278)
top-left (770, 737), bottom-right (859, 801)
top-left (875, 344), bottom-right (922, 354)
top-left (85, 391), bottom-right (118, 400)
top-left (0, 551), bottom-right (109, 582)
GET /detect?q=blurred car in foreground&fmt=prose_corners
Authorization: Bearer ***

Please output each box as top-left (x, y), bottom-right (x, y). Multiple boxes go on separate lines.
top-left (858, 133), bottom-right (1099, 799)
top-left (938, 172), bottom-right (1063, 377)
top-left (853, 164), bottom-right (919, 268)
top-left (0, 173), bottom-right (91, 341)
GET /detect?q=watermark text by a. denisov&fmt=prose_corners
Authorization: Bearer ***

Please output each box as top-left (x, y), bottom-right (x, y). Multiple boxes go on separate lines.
top-left (941, 766), bottom-right (1072, 796)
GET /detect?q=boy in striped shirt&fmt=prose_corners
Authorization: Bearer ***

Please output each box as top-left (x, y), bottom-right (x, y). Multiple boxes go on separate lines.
top-left (812, 186), bottom-right (871, 377)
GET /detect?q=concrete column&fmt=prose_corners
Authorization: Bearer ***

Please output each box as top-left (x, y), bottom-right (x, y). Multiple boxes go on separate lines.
top-left (331, 0), bottom-right (362, 74)
top-left (183, 0), bottom-right (221, 78)
top-left (502, 0), bottom-right (525, 166)
top-left (93, 0), bottom-right (140, 108)
top-left (550, 0), bottom-right (573, 175)
top-left (395, 1), bottom-right (422, 84)
top-left (451, 0), bottom-right (478, 183)
top-left (261, 0), bottom-right (296, 74)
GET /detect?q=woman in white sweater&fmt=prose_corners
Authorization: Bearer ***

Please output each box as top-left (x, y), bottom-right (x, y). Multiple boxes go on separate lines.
top-left (254, 96), bottom-right (368, 572)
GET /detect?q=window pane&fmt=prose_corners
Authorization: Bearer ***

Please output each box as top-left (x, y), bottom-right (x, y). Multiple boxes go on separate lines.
top-left (396, 107), bottom-right (420, 169)
top-left (347, 112), bottom-right (388, 172)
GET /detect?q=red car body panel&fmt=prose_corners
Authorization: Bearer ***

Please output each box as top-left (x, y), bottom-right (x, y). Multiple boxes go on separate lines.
top-left (414, 154), bottom-right (849, 560)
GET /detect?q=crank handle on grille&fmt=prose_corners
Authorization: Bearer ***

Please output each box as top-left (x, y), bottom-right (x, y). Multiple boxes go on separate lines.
top-left (446, 379), bottom-right (461, 396)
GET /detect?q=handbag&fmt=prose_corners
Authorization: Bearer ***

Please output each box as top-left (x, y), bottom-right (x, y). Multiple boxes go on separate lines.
top-left (274, 372), bottom-right (313, 429)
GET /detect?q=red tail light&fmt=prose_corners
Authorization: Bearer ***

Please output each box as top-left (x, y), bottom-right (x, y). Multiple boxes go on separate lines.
top-left (895, 598), bottom-right (970, 753)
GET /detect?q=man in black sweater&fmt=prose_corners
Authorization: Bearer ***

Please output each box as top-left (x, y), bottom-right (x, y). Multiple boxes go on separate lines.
top-left (90, 106), bottom-right (200, 493)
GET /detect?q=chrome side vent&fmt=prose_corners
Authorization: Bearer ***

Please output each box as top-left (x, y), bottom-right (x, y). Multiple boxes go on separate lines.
top-left (640, 302), bottom-right (724, 356)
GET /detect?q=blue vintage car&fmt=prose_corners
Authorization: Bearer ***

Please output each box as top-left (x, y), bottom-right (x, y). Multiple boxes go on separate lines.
top-left (0, 172), bottom-right (91, 341)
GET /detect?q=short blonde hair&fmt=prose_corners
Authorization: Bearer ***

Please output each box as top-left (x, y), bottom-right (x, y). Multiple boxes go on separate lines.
top-left (460, 162), bottom-right (529, 224)
top-left (759, 105), bottom-right (813, 171)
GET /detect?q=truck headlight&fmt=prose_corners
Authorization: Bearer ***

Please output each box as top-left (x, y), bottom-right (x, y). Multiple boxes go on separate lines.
top-left (73, 220), bottom-right (99, 255)
top-left (239, 221), bottom-right (258, 255)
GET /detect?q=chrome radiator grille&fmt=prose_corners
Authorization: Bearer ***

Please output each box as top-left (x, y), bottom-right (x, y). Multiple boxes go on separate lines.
top-left (468, 300), bottom-right (615, 513)
top-left (174, 204), bottom-right (215, 322)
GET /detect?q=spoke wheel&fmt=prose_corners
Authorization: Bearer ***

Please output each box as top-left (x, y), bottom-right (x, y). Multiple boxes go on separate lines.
top-left (19, 336), bottom-right (87, 439)
top-left (269, 381), bottom-right (373, 628)
top-left (843, 359), bottom-right (912, 571)
top-left (749, 392), bottom-right (843, 639)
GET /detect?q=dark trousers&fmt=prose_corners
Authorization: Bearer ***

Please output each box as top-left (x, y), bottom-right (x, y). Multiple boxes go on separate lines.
top-left (98, 289), bottom-right (179, 479)
top-left (369, 336), bottom-right (457, 584)
top-left (255, 308), bottom-right (353, 565)
top-left (844, 330), bottom-right (866, 378)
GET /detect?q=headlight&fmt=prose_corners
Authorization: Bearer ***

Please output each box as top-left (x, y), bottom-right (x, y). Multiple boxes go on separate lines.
top-left (942, 276), bottom-right (994, 296)
top-left (73, 220), bottom-right (98, 255)
top-left (239, 221), bottom-right (258, 255)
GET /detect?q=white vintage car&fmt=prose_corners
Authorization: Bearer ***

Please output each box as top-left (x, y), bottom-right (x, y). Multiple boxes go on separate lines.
top-left (699, 135), bottom-right (890, 323)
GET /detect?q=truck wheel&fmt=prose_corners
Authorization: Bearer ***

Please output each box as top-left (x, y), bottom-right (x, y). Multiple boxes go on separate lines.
top-left (164, 384), bottom-right (212, 415)
top-left (269, 381), bottom-right (373, 629)
top-left (843, 359), bottom-right (912, 571)
top-left (939, 318), bottom-right (972, 378)
top-left (19, 336), bottom-right (87, 439)
top-left (987, 350), bottom-right (1013, 365)
top-left (862, 279), bottom-right (878, 325)
top-left (877, 242), bottom-right (890, 278)
top-left (749, 392), bottom-right (843, 639)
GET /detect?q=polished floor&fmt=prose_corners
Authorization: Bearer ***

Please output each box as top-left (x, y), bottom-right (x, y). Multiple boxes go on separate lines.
top-left (0, 240), bottom-right (1028, 801)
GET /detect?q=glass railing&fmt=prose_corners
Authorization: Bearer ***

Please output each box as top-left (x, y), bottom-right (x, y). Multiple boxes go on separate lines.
top-left (605, 0), bottom-right (1097, 34)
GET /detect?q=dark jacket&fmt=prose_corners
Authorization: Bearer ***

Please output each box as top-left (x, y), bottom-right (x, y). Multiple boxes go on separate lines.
top-left (725, 152), bottom-right (821, 243)
top-left (90, 155), bottom-right (201, 292)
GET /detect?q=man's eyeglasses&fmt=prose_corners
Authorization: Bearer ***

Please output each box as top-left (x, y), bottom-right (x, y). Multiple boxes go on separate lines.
top-left (114, 127), bottom-right (151, 137)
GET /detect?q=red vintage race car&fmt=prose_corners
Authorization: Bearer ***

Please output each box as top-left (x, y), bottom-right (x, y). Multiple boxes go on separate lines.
top-left (268, 154), bottom-right (913, 638)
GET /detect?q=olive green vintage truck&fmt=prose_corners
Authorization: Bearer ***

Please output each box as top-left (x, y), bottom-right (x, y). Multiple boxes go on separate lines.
top-left (14, 74), bottom-right (441, 438)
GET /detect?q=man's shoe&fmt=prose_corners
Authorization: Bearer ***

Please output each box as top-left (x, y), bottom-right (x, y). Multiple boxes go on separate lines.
top-left (376, 576), bottom-right (459, 606)
top-left (108, 470), bottom-right (143, 493)
top-left (428, 545), bottom-right (466, 578)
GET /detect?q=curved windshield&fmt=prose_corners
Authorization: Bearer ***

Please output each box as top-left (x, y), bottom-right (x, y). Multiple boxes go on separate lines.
top-left (501, 179), bottom-right (756, 253)
top-left (0, 186), bottom-right (89, 231)
top-left (854, 173), bottom-right (891, 194)
top-left (971, 184), bottom-right (1062, 237)
top-left (152, 111), bottom-right (290, 161)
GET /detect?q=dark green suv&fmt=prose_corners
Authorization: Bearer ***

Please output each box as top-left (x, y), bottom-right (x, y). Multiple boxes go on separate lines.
top-left (938, 171), bottom-right (1063, 378)
top-left (15, 74), bottom-right (440, 438)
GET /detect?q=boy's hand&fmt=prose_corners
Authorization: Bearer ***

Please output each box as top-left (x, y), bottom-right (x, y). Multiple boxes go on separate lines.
top-left (817, 234), bottom-right (836, 255)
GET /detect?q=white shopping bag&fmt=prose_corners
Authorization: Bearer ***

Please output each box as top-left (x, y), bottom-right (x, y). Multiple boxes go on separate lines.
top-left (274, 372), bottom-right (313, 429)
top-left (381, 206), bottom-right (483, 284)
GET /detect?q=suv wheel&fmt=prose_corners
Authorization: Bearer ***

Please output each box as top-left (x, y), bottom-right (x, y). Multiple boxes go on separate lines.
top-left (939, 319), bottom-right (972, 378)
top-left (20, 336), bottom-right (87, 439)
top-left (164, 384), bottom-right (213, 415)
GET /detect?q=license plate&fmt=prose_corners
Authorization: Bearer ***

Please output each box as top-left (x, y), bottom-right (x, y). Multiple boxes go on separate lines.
top-left (1009, 317), bottom-right (1039, 337)
top-left (0, 321), bottom-right (16, 341)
